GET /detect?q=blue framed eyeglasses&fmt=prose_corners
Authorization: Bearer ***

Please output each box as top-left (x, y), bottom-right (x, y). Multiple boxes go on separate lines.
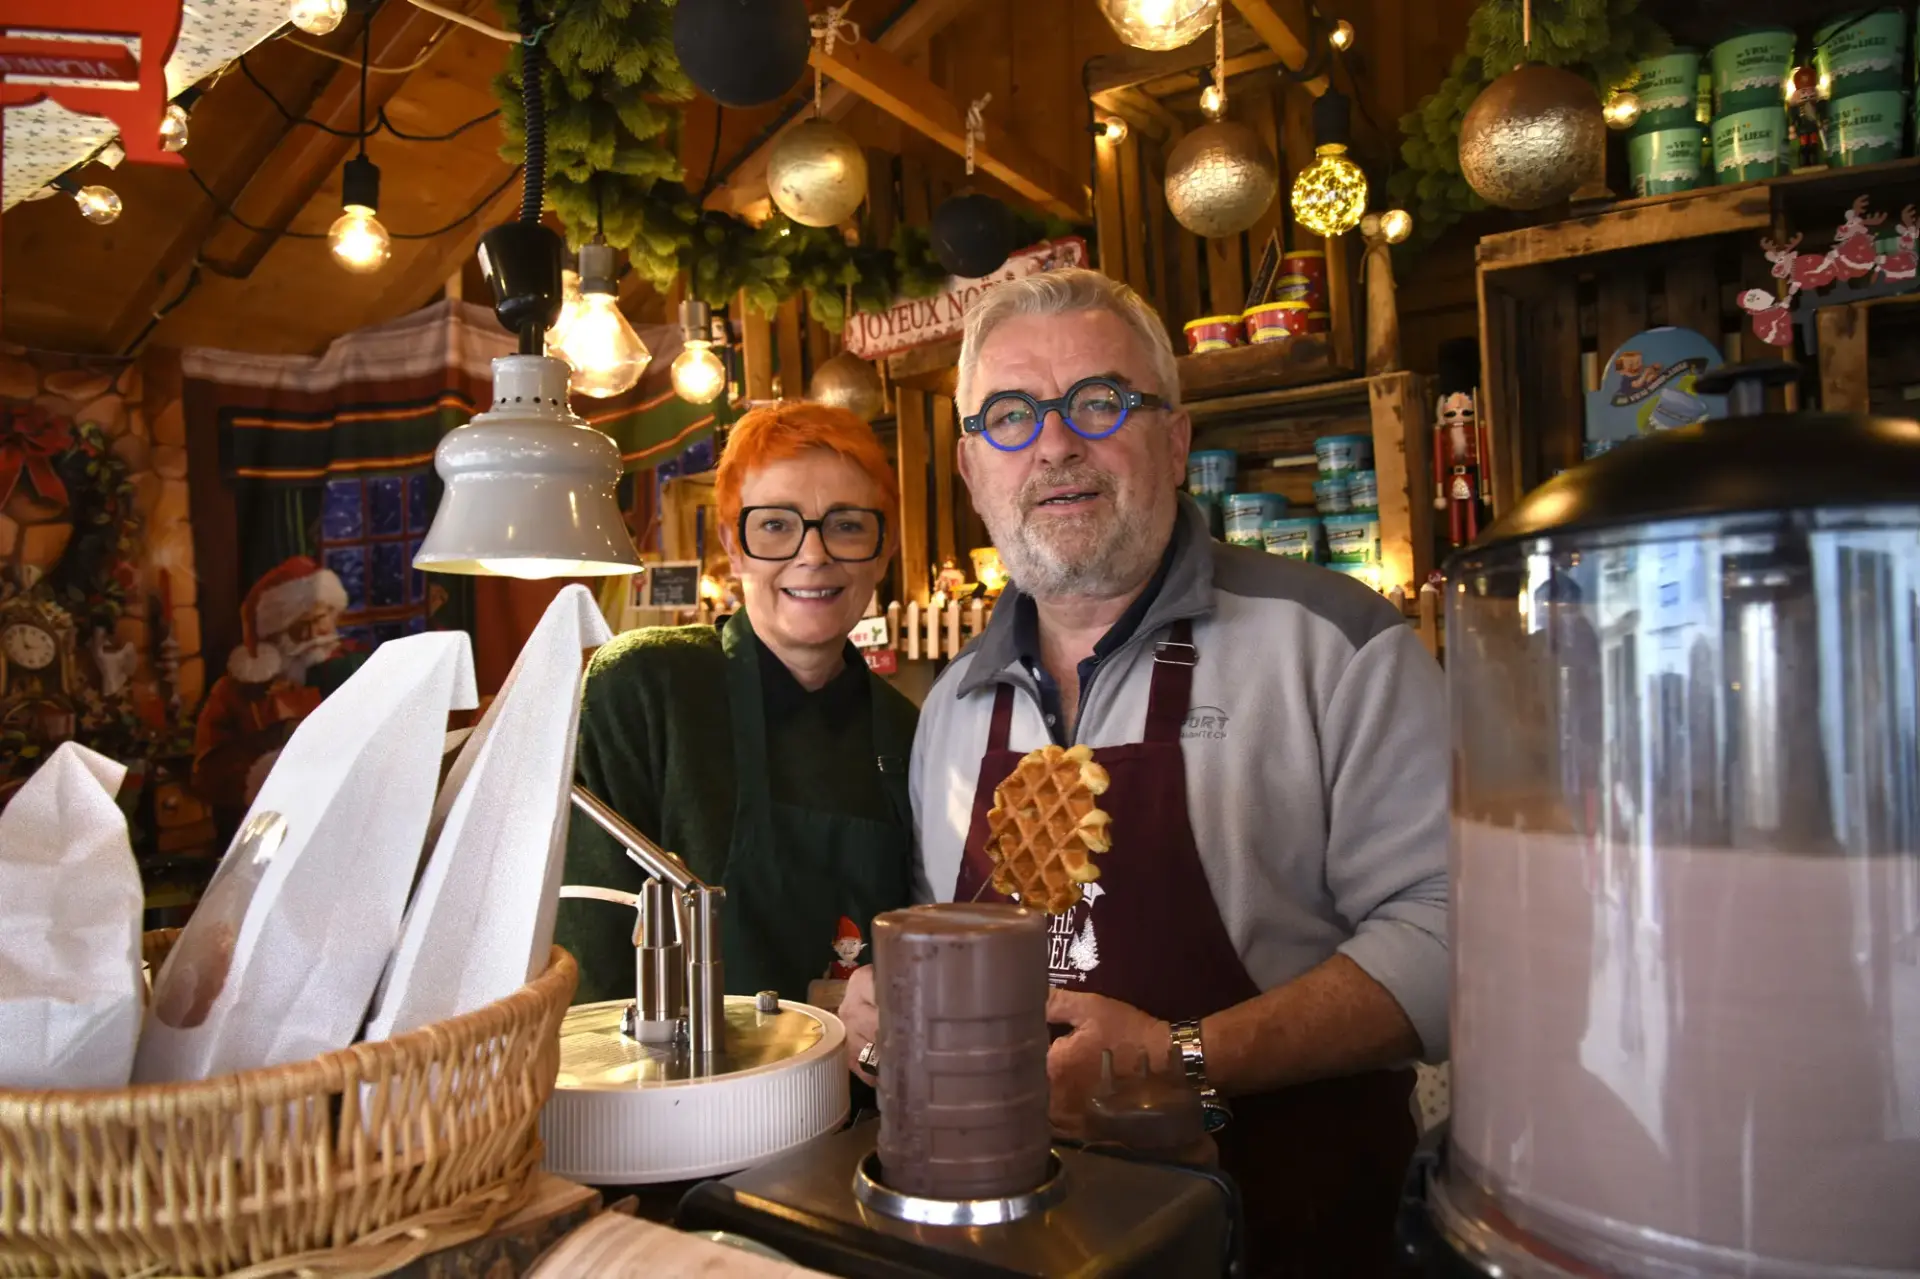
top-left (960, 376), bottom-right (1167, 453)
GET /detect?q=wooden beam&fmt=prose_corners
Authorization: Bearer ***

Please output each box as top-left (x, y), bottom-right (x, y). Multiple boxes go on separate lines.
top-left (738, 293), bottom-right (774, 401)
top-left (707, 0), bottom-right (976, 215)
top-left (1091, 88), bottom-right (1182, 143)
top-left (894, 386), bottom-right (933, 605)
top-left (1138, 48), bottom-right (1283, 99)
top-left (1368, 371), bottom-right (1433, 596)
top-left (1224, 0), bottom-right (1328, 95)
top-left (373, 165), bottom-right (523, 324)
top-left (1086, 15), bottom-right (1267, 95)
top-left (775, 295), bottom-right (806, 398)
top-left (931, 393), bottom-right (958, 568)
top-left (1477, 185), bottom-right (1773, 272)
top-left (811, 38), bottom-right (1086, 220)
top-left (1816, 305), bottom-right (1868, 413)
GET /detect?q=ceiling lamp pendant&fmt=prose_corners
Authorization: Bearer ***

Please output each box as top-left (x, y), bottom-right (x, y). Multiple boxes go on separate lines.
top-left (160, 104), bottom-right (190, 153)
top-left (551, 243), bottom-right (650, 398)
top-left (1290, 90), bottom-right (1368, 237)
top-left (671, 300), bottom-right (729, 405)
top-left (328, 155), bottom-right (391, 273)
top-left (1097, 0), bottom-right (1218, 53)
top-left (288, 0), bottom-right (347, 36)
top-left (413, 2), bottom-right (638, 582)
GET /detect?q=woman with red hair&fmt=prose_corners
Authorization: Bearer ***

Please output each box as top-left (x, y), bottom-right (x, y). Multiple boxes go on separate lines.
top-left (557, 402), bottom-right (919, 1005)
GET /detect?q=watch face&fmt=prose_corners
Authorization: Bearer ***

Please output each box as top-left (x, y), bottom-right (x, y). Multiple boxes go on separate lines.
top-left (1, 623), bottom-right (57, 671)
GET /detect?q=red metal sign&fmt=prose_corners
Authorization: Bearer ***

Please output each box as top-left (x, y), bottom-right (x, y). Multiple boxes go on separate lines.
top-left (843, 237), bottom-right (1090, 361)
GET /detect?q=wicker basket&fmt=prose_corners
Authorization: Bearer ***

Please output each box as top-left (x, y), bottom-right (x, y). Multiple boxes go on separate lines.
top-left (0, 931), bottom-right (577, 1278)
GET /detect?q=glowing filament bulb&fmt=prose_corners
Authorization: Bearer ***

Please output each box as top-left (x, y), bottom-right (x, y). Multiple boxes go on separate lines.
top-left (555, 291), bottom-right (652, 398)
top-left (1289, 143), bottom-right (1367, 237)
top-left (671, 342), bottom-right (728, 404)
top-left (160, 103), bottom-right (190, 152)
top-left (329, 206), bottom-right (390, 273)
top-left (288, 0), bottom-right (346, 35)
top-left (73, 185), bottom-right (121, 225)
top-left (1329, 19), bottom-right (1354, 50)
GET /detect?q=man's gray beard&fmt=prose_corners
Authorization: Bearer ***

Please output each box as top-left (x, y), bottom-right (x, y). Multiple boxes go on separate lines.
top-left (989, 494), bottom-right (1166, 599)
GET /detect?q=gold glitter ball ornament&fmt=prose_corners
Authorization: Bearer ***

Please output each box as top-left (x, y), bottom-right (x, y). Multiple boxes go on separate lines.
top-left (1290, 143), bottom-right (1368, 237)
top-left (1164, 120), bottom-right (1278, 239)
top-left (1097, 0), bottom-right (1218, 52)
top-left (1458, 63), bottom-right (1605, 211)
top-left (807, 351), bottom-right (886, 421)
top-left (767, 118), bottom-right (869, 227)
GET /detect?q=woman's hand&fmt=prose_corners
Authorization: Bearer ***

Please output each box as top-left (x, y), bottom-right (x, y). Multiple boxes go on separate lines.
top-left (841, 963), bottom-right (878, 1086)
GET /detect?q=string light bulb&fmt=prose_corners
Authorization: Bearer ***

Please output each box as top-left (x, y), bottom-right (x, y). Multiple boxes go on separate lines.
top-left (550, 243), bottom-right (651, 398)
top-left (1290, 90), bottom-right (1367, 237)
top-left (1603, 90), bottom-right (1642, 130)
top-left (1380, 208), bottom-right (1413, 243)
top-left (73, 184), bottom-right (122, 225)
top-left (1098, 115), bottom-right (1130, 145)
top-left (328, 156), bottom-right (390, 273)
top-left (1199, 83), bottom-right (1225, 119)
top-left (671, 300), bottom-right (729, 405)
top-left (288, 0), bottom-right (346, 35)
top-left (1329, 19), bottom-right (1355, 51)
top-left (1096, 0), bottom-right (1220, 52)
top-left (160, 103), bottom-right (190, 152)
top-left (547, 268), bottom-right (583, 347)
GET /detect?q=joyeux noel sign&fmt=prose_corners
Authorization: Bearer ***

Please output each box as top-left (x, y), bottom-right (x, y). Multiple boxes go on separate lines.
top-left (843, 237), bottom-right (1089, 361)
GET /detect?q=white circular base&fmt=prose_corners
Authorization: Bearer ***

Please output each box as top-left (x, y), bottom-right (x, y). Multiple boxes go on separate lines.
top-left (540, 997), bottom-right (849, 1184)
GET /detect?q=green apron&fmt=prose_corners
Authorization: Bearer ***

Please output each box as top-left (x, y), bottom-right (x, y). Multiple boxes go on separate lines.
top-left (719, 616), bottom-right (915, 1001)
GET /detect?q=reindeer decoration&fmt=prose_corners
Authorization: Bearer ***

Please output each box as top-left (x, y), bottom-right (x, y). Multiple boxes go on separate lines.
top-left (1746, 197), bottom-right (1920, 351)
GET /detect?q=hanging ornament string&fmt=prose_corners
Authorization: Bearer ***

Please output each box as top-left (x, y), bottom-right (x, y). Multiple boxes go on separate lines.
top-left (1213, 16), bottom-right (1227, 114)
top-left (811, 4), bottom-right (861, 115)
top-left (1521, 0), bottom-right (1531, 55)
top-left (965, 94), bottom-right (991, 176)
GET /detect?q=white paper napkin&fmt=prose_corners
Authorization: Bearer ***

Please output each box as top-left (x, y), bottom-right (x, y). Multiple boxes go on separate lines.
top-left (134, 632), bottom-right (477, 1082)
top-left (366, 585), bottom-right (610, 1039)
top-left (0, 743), bottom-right (142, 1089)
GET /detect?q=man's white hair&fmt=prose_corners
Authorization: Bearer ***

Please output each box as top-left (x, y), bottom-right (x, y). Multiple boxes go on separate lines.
top-left (956, 268), bottom-right (1181, 414)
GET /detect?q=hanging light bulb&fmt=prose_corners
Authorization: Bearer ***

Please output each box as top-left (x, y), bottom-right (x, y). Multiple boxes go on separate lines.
top-left (1329, 19), bottom-right (1355, 51)
top-left (1290, 90), bottom-right (1368, 237)
top-left (160, 103), bottom-right (190, 153)
top-left (289, 0), bottom-right (347, 35)
top-left (549, 244), bottom-right (650, 398)
top-left (328, 155), bottom-right (390, 274)
top-left (1380, 208), bottom-right (1413, 244)
top-left (73, 184), bottom-right (122, 225)
top-left (1098, 115), bottom-right (1130, 145)
top-left (1199, 83), bottom-right (1225, 119)
top-left (671, 300), bottom-right (729, 405)
top-left (1603, 89), bottom-right (1642, 130)
top-left (1096, 0), bottom-right (1219, 52)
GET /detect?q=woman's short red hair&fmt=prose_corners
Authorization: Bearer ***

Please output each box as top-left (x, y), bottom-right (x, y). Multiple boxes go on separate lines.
top-left (715, 400), bottom-right (901, 551)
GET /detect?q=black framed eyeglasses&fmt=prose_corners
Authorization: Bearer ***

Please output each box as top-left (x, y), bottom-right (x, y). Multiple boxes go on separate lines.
top-left (960, 376), bottom-right (1168, 452)
top-left (738, 506), bottom-right (887, 562)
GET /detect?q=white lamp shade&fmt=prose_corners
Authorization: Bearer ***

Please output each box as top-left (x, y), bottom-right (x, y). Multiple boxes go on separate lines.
top-left (414, 355), bottom-right (640, 578)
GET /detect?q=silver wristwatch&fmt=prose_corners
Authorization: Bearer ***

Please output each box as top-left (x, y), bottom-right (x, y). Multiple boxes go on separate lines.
top-left (1170, 1019), bottom-right (1231, 1131)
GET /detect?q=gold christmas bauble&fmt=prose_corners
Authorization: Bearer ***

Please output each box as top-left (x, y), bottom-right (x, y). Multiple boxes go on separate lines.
top-left (767, 119), bottom-right (869, 227)
top-left (807, 351), bottom-right (885, 421)
top-left (1164, 120), bottom-right (1278, 239)
top-left (1458, 64), bottom-right (1605, 211)
top-left (1096, 0), bottom-right (1218, 52)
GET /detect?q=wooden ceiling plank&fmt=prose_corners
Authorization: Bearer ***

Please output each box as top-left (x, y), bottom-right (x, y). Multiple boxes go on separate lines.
top-left (1224, 0), bottom-right (1328, 96)
top-left (812, 38), bottom-right (1086, 219)
top-left (707, 0), bottom-right (980, 216)
top-left (1092, 87), bottom-right (1182, 142)
top-left (1136, 46), bottom-right (1282, 99)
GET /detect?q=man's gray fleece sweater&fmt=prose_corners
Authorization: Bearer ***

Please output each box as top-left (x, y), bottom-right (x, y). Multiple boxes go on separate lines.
top-left (909, 496), bottom-right (1451, 1059)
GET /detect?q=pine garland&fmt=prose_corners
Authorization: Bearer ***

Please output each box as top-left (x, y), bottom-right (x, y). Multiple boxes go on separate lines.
top-left (494, 0), bottom-right (1068, 328)
top-left (1392, 0), bottom-right (1669, 247)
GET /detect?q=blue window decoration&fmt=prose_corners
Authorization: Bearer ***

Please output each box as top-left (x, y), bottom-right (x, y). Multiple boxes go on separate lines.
top-left (320, 471), bottom-right (437, 653)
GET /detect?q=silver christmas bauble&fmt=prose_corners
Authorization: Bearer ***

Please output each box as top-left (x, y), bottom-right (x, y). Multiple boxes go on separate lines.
top-left (767, 119), bottom-right (869, 227)
top-left (807, 351), bottom-right (885, 421)
top-left (1458, 64), bottom-right (1605, 211)
top-left (1163, 121), bottom-right (1278, 239)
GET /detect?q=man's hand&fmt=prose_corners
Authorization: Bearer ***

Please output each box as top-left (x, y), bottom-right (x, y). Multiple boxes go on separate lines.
top-left (1045, 988), bottom-right (1170, 1139)
top-left (841, 964), bottom-right (878, 1086)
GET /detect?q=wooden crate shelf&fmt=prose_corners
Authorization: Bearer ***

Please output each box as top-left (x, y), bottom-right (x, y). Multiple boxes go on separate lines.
top-left (1177, 333), bottom-right (1348, 401)
top-left (1476, 158), bottom-right (1920, 514)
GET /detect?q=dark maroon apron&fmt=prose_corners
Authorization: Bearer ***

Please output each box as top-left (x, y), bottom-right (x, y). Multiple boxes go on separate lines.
top-left (954, 622), bottom-right (1416, 1278)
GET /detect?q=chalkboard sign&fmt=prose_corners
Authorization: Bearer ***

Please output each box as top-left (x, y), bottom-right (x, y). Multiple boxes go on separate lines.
top-left (644, 561), bottom-right (703, 608)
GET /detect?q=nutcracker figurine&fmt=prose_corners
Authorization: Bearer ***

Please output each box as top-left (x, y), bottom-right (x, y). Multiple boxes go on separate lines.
top-left (1432, 339), bottom-right (1492, 548)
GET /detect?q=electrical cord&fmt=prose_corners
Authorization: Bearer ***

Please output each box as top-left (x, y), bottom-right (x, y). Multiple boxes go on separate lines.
top-left (379, 104), bottom-right (500, 141)
top-left (517, 0), bottom-right (546, 227)
top-left (186, 162), bottom-right (523, 241)
top-left (694, 105), bottom-right (727, 198)
top-left (284, 27), bottom-right (449, 73)
top-left (119, 260), bottom-right (206, 356)
top-left (240, 54), bottom-right (372, 137)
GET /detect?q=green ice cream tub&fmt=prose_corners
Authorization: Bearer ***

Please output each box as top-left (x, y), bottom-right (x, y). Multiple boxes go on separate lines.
top-left (1711, 28), bottom-right (1795, 114)
top-left (1816, 9), bottom-right (1908, 96)
top-left (1713, 107), bottom-right (1786, 183)
top-left (1830, 89), bottom-right (1908, 165)
top-left (1629, 125), bottom-right (1705, 195)
top-left (1630, 48), bottom-right (1702, 130)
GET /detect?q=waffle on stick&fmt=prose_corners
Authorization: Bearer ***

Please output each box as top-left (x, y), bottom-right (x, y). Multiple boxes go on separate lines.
top-left (984, 744), bottom-right (1112, 913)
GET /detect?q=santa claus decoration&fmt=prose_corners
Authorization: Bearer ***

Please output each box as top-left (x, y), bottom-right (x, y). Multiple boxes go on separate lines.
top-left (191, 557), bottom-right (357, 813)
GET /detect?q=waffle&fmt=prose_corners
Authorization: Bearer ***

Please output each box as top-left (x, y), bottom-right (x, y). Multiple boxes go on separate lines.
top-left (985, 744), bottom-right (1112, 913)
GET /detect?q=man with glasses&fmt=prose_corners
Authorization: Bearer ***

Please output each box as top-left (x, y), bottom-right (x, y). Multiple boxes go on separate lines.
top-left (840, 269), bottom-right (1448, 1276)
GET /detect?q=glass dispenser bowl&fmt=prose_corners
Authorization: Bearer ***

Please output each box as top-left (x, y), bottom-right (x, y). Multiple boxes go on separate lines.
top-left (1437, 364), bottom-right (1920, 1278)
